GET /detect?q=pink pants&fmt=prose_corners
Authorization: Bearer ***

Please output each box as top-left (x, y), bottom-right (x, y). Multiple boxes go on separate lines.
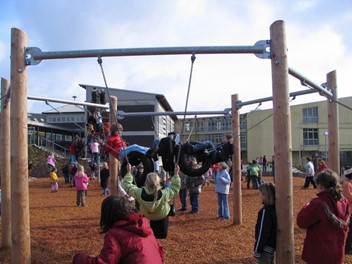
top-left (51, 182), bottom-right (58, 192)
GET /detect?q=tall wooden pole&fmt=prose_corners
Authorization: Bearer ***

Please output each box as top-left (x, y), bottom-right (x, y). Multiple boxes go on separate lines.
top-left (10, 28), bottom-right (31, 262)
top-left (326, 71), bottom-right (339, 174)
top-left (1, 78), bottom-right (11, 248)
top-left (232, 94), bottom-right (242, 224)
top-left (270, 20), bottom-right (295, 263)
top-left (109, 96), bottom-right (118, 195)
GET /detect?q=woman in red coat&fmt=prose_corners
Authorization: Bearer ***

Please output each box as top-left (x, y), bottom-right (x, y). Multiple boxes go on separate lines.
top-left (72, 195), bottom-right (164, 264)
top-left (297, 169), bottom-right (350, 264)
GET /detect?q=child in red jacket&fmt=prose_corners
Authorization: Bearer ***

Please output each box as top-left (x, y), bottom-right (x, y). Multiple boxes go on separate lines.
top-left (103, 123), bottom-right (127, 160)
top-left (297, 169), bottom-right (350, 264)
top-left (72, 195), bottom-right (164, 264)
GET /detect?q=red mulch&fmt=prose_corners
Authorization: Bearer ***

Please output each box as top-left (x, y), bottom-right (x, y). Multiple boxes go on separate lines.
top-left (1, 176), bottom-right (352, 264)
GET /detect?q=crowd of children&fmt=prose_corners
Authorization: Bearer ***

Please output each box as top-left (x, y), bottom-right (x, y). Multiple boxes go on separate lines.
top-left (39, 114), bottom-right (352, 264)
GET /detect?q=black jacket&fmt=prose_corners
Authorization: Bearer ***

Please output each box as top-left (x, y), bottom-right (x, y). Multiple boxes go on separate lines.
top-left (254, 205), bottom-right (277, 258)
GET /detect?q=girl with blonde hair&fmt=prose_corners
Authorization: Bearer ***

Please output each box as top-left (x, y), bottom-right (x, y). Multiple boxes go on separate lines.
top-left (74, 164), bottom-right (89, 207)
top-left (123, 163), bottom-right (181, 239)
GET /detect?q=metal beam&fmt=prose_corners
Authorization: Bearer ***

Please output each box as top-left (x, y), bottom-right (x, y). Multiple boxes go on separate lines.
top-left (288, 67), bottom-right (333, 98)
top-left (117, 109), bottom-right (231, 119)
top-left (25, 40), bottom-right (271, 65)
top-left (27, 95), bottom-right (109, 109)
top-left (236, 88), bottom-right (318, 109)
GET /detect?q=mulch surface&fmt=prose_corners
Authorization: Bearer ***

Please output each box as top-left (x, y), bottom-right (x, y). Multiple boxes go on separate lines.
top-left (1, 175), bottom-right (352, 264)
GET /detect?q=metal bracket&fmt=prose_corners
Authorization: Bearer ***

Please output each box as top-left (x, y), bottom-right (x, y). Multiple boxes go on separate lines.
top-left (25, 47), bottom-right (42, 66)
top-left (117, 110), bottom-right (125, 120)
top-left (254, 40), bottom-right (271, 59)
top-left (236, 100), bottom-right (243, 110)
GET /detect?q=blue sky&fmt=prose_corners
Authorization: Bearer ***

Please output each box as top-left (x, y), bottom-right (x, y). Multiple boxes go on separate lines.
top-left (1, 0), bottom-right (351, 114)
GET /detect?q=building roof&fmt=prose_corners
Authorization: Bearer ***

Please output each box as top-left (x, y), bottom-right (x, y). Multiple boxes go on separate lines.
top-left (42, 104), bottom-right (84, 114)
top-left (79, 84), bottom-right (177, 120)
top-left (27, 113), bottom-right (74, 132)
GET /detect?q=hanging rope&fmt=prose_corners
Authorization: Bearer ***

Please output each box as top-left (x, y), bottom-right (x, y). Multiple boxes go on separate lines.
top-left (176, 54), bottom-right (196, 164)
top-left (97, 56), bottom-right (128, 163)
top-left (97, 56), bottom-right (118, 125)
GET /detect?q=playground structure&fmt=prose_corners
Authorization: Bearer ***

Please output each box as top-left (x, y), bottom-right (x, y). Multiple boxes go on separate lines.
top-left (0, 20), bottom-right (341, 263)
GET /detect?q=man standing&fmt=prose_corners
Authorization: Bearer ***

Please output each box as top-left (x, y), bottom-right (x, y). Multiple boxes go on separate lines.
top-left (302, 157), bottom-right (317, 189)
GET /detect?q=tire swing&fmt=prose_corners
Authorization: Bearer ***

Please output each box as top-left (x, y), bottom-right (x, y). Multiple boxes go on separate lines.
top-left (158, 136), bottom-right (175, 172)
top-left (120, 151), bottom-right (154, 178)
top-left (178, 143), bottom-right (215, 176)
top-left (176, 54), bottom-right (214, 176)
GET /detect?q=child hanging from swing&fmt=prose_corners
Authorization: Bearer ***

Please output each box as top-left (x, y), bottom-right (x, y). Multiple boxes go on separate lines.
top-left (103, 123), bottom-right (151, 160)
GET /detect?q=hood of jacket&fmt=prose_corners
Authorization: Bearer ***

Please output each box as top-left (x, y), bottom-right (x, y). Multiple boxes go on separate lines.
top-left (113, 213), bottom-right (153, 237)
top-left (317, 191), bottom-right (350, 228)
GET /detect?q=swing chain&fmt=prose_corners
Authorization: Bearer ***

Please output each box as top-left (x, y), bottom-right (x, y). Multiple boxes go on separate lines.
top-left (176, 53), bottom-right (196, 164)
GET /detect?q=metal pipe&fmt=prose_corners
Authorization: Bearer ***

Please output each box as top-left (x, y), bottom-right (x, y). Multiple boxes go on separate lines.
top-left (117, 109), bottom-right (231, 119)
top-left (27, 95), bottom-right (109, 109)
top-left (288, 67), bottom-right (333, 98)
top-left (237, 88), bottom-right (317, 108)
top-left (25, 41), bottom-right (270, 65)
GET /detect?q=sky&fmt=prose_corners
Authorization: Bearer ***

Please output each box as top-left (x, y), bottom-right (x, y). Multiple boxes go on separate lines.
top-left (1, 0), bottom-right (352, 115)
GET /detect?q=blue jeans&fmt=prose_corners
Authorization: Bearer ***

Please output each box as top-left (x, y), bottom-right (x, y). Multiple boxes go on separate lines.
top-left (190, 193), bottom-right (200, 213)
top-left (252, 176), bottom-right (259, 189)
top-left (102, 187), bottom-right (110, 195)
top-left (90, 153), bottom-right (99, 166)
top-left (217, 193), bottom-right (230, 219)
top-left (70, 154), bottom-right (76, 164)
top-left (179, 188), bottom-right (188, 210)
top-left (193, 141), bottom-right (215, 152)
top-left (119, 144), bottom-right (149, 159)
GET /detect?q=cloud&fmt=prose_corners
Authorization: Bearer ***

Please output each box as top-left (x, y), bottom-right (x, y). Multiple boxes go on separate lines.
top-left (1, 0), bottom-right (351, 115)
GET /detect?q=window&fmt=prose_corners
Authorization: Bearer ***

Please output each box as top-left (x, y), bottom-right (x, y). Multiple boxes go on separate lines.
top-left (303, 107), bottom-right (318, 124)
top-left (303, 128), bottom-right (319, 146)
top-left (240, 133), bottom-right (247, 149)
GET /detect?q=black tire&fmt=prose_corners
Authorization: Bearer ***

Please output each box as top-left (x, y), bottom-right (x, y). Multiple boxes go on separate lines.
top-left (178, 143), bottom-right (214, 176)
top-left (158, 137), bottom-right (175, 172)
top-left (120, 151), bottom-right (154, 178)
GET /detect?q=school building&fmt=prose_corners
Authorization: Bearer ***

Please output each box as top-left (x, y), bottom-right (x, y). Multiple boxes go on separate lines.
top-left (181, 96), bottom-right (352, 170)
top-left (26, 86), bottom-right (352, 170)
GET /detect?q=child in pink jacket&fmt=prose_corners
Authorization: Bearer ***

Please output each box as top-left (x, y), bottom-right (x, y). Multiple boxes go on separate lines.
top-left (74, 164), bottom-right (89, 207)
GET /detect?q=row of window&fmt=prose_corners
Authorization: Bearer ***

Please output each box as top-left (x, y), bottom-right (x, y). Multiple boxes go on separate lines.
top-left (47, 115), bottom-right (85, 123)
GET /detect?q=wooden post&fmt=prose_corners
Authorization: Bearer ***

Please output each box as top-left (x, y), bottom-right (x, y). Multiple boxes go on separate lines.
top-left (326, 71), bottom-right (339, 174)
top-left (270, 20), bottom-right (295, 263)
top-left (1, 78), bottom-right (11, 248)
top-left (232, 94), bottom-right (242, 224)
top-left (109, 96), bottom-right (118, 195)
top-left (10, 28), bottom-right (31, 263)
